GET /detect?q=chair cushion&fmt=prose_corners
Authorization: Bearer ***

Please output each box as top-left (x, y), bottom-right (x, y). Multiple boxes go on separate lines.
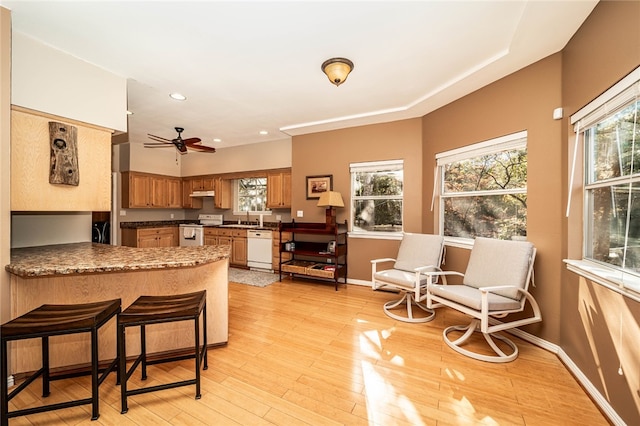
top-left (463, 237), bottom-right (534, 300)
top-left (374, 269), bottom-right (430, 290)
top-left (394, 233), bottom-right (443, 272)
top-left (429, 284), bottom-right (521, 311)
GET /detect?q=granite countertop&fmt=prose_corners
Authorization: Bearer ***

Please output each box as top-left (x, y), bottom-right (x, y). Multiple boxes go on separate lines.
top-left (120, 220), bottom-right (278, 230)
top-left (6, 242), bottom-right (231, 278)
top-left (120, 220), bottom-right (195, 229)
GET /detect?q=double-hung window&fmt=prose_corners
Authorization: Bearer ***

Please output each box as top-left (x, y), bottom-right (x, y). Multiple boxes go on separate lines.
top-left (436, 131), bottom-right (528, 243)
top-left (234, 177), bottom-right (268, 214)
top-left (569, 67), bottom-right (640, 294)
top-left (350, 160), bottom-right (404, 236)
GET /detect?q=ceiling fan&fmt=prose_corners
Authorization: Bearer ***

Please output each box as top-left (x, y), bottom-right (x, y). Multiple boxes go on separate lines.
top-left (144, 127), bottom-right (216, 154)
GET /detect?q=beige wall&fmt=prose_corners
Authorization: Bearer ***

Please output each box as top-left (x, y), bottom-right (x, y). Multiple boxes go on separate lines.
top-left (422, 54), bottom-right (564, 343)
top-left (11, 32), bottom-right (127, 133)
top-left (11, 109), bottom-right (112, 211)
top-left (1, 7), bottom-right (12, 326)
top-left (292, 118), bottom-right (422, 281)
top-left (561, 1), bottom-right (640, 424)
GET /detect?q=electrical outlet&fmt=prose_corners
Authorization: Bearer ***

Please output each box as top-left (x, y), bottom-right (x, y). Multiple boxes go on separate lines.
top-left (276, 215), bottom-right (282, 221)
top-left (297, 210), bottom-right (304, 217)
top-left (120, 210), bottom-right (126, 216)
top-left (170, 214), bottom-right (174, 219)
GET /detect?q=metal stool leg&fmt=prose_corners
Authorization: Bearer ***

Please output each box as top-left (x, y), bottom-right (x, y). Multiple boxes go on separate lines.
top-left (90, 328), bottom-right (100, 420)
top-left (119, 321), bottom-right (128, 414)
top-left (1, 339), bottom-right (8, 426)
top-left (140, 325), bottom-right (147, 380)
top-left (42, 336), bottom-right (50, 397)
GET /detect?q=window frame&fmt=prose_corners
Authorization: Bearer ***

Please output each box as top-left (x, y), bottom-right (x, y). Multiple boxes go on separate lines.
top-left (349, 159), bottom-right (404, 240)
top-left (567, 66), bottom-right (640, 296)
top-left (435, 130), bottom-right (528, 247)
top-left (233, 177), bottom-right (271, 216)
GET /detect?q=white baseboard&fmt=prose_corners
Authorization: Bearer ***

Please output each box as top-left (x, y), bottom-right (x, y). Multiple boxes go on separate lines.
top-left (501, 322), bottom-right (625, 426)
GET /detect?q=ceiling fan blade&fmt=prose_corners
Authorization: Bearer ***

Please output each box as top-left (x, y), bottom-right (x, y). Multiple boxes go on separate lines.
top-left (147, 134), bottom-right (172, 142)
top-left (188, 145), bottom-right (216, 153)
top-left (183, 137), bottom-right (202, 145)
top-left (144, 141), bottom-right (172, 145)
top-left (144, 144), bottom-right (174, 148)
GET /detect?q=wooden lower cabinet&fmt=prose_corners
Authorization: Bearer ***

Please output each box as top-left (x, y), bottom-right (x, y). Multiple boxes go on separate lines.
top-left (205, 228), bottom-right (247, 266)
top-left (121, 227), bottom-right (178, 247)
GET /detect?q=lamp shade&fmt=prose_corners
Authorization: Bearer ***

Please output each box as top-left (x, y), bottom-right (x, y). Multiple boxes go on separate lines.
top-left (321, 58), bottom-right (354, 87)
top-left (317, 191), bottom-right (344, 208)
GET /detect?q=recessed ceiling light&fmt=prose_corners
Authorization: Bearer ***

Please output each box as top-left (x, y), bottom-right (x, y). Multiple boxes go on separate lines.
top-left (259, 130), bottom-right (268, 135)
top-left (169, 93), bottom-right (186, 101)
top-left (213, 138), bottom-right (222, 143)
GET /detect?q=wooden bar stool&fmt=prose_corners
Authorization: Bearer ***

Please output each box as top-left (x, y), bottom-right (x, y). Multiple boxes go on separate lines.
top-left (118, 290), bottom-right (207, 414)
top-left (1, 298), bottom-right (121, 426)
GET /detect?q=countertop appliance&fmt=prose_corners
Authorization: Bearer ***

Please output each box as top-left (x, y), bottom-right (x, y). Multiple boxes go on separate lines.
top-left (92, 221), bottom-right (110, 244)
top-left (179, 223), bottom-right (204, 246)
top-left (247, 229), bottom-right (273, 271)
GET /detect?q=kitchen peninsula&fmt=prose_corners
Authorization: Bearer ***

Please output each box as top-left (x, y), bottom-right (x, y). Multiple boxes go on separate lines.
top-left (5, 242), bottom-right (229, 375)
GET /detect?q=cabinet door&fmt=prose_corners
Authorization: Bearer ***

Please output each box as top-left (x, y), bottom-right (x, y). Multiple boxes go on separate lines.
top-left (129, 173), bottom-right (151, 208)
top-left (166, 178), bottom-right (182, 208)
top-left (267, 172), bottom-right (291, 208)
top-left (204, 235), bottom-right (218, 245)
top-left (213, 178), bottom-right (232, 209)
top-left (150, 177), bottom-right (167, 207)
top-left (156, 231), bottom-right (175, 247)
top-left (182, 179), bottom-right (203, 209)
top-left (137, 230), bottom-right (160, 248)
top-left (232, 237), bottom-right (247, 266)
top-left (281, 172), bottom-right (291, 208)
top-left (191, 178), bottom-right (204, 191)
top-left (202, 176), bottom-right (215, 191)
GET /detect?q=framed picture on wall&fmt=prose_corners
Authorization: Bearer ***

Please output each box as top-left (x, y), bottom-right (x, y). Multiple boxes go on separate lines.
top-left (306, 175), bottom-right (333, 199)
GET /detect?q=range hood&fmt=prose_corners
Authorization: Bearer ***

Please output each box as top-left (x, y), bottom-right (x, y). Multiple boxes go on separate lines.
top-left (190, 190), bottom-right (215, 197)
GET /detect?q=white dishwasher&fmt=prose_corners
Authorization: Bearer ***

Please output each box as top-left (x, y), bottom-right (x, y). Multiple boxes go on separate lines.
top-left (247, 230), bottom-right (273, 271)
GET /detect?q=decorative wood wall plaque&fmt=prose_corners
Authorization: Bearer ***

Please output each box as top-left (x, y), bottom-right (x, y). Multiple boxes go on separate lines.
top-left (49, 121), bottom-right (79, 186)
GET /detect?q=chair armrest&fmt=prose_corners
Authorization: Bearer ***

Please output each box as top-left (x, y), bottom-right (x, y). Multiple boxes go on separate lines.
top-left (414, 265), bottom-right (436, 273)
top-left (424, 271), bottom-right (464, 279)
top-left (371, 258), bottom-right (396, 264)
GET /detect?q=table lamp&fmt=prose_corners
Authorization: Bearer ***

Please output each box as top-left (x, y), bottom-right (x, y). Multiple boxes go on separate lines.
top-left (317, 191), bottom-right (344, 228)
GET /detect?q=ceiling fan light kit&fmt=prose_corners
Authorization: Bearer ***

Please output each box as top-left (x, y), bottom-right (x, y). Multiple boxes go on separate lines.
top-left (321, 57), bottom-right (354, 87)
top-left (144, 126), bottom-right (216, 154)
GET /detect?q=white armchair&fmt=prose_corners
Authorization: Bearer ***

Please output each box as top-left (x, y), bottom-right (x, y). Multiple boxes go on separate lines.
top-left (371, 233), bottom-right (445, 323)
top-left (426, 237), bottom-right (541, 363)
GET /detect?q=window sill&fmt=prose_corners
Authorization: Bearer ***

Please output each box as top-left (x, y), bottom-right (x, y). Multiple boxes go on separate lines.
top-left (563, 259), bottom-right (640, 303)
top-left (348, 232), bottom-right (402, 241)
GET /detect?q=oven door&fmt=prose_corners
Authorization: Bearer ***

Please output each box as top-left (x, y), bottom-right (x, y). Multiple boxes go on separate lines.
top-left (179, 225), bottom-right (204, 246)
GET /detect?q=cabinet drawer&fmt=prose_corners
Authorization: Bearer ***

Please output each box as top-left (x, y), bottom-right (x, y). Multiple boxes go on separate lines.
top-left (232, 229), bottom-right (247, 238)
top-left (218, 229), bottom-right (233, 237)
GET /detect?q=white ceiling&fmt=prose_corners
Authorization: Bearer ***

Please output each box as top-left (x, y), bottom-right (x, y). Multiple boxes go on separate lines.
top-left (2, 0), bottom-right (598, 150)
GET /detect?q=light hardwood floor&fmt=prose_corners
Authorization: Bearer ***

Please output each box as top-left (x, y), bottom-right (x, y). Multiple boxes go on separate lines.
top-left (8, 278), bottom-right (609, 425)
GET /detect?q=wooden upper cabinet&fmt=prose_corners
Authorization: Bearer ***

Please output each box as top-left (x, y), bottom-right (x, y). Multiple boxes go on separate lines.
top-left (123, 172), bottom-right (151, 208)
top-left (203, 176), bottom-right (215, 191)
top-left (267, 171), bottom-right (291, 209)
top-left (123, 171), bottom-right (183, 209)
top-left (166, 177), bottom-right (182, 208)
top-left (214, 178), bottom-right (232, 209)
top-left (182, 178), bottom-right (203, 209)
top-left (150, 177), bottom-right (167, 207)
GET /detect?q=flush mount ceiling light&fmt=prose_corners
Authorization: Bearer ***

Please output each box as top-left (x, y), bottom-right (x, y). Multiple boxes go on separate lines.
top-left (169, 92), bottom-right (186, 101)
top-left (321, 57), bottom-right (354, 87)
